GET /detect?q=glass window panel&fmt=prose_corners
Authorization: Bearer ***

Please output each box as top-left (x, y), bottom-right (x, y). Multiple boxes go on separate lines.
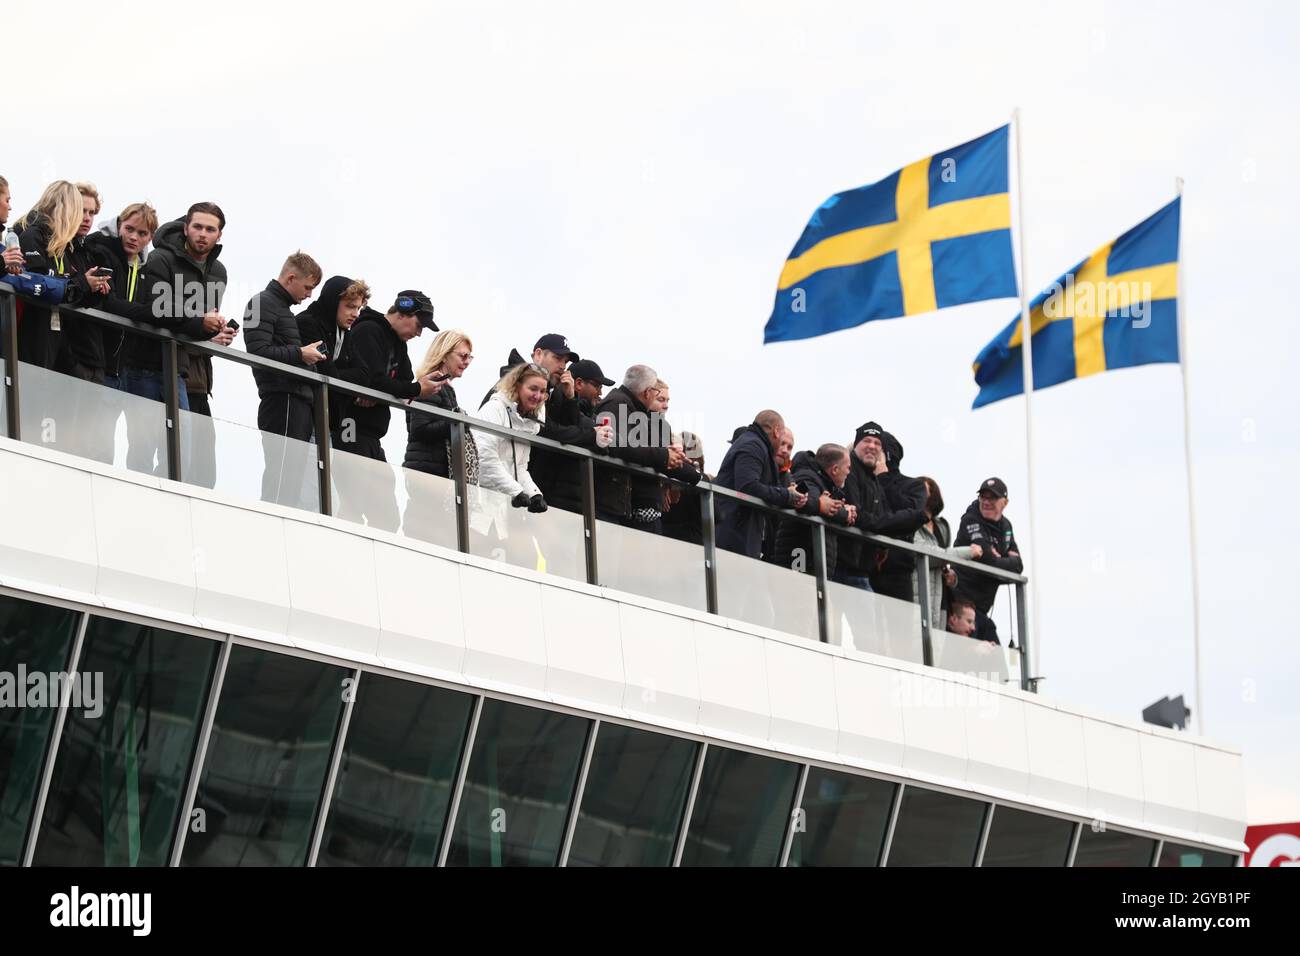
top-left (18, 360), bottom-right (163, 474)
top-left (596, 519), bottom-right (707, 613)
top-left (826, 580), bottom-right (923, 663)
top-left (1158, 842), bottom-right (1237, 867)
top-left (1073, 827), bottom-right (1157, 867)
top-left (716, 549), bottom-right (819, 642)
top-left (33, 618), bottom-right (218, 866)
top-left (788, 767), bottom-right (896, 867)
top-left (180, 409), bottom-right (320, 512)
top-left (980, 806), bottom-right (1075, 867)
top-left (466, 480), bottom-right (586, 584)
top-left (317, 675), bottom-right (475, 867)
top-left (181, 646), bottom-right (348, 866)
top-left (886, 787), bottom-right (987, 866)
top-left (567, 724), bottom-right (697, 867)
top-left (0, 596), bottom-right (81, 865)
top-left (680, 747), bottom-right (799, 867)
top-left (446, 699), bottom-right (588, 867)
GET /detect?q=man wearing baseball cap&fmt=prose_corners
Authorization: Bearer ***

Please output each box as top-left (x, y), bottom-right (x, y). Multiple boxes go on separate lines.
top-left (528, 358), bottom-right (618, 513)
top-left (329, 290), bottom-right (441, 530)
top-left (952, 476), bottom-right (1023, 644)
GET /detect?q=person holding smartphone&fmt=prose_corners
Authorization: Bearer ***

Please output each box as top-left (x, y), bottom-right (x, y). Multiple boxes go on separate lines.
top-left (13, 180), bottom-right (109, 370)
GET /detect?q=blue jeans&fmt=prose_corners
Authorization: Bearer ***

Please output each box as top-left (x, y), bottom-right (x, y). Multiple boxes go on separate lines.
top-left (119, 368), bottom-right (190, 476)
top-left (833, 573), bottom-right (874, 593)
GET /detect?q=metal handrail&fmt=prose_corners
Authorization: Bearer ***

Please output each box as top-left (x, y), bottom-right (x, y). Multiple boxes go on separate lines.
top-left (0, 283), bottom-right (1035, 688)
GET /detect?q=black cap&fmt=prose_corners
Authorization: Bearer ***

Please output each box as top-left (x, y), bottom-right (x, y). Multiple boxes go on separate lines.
top-left (978, 476), bottom-right (1009, 498)
top-left (533, 333), bottom-right (579, 362)
top-left (393, 290), bottom-right (437, 331)
top-left (853, 421), bottom-right (885, 446)
top-left (569, 359), bottom-right (613, 386)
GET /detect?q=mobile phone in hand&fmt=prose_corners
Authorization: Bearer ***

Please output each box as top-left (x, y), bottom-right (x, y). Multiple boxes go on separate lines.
top-left (225, 318), bottom-right (240, 331)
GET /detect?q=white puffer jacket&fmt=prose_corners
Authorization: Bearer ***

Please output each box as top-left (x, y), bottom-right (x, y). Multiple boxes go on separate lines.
top-left (472, 391), bottom-right (544, 499)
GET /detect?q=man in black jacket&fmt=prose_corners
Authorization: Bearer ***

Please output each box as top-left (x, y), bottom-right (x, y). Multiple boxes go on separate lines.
top-left (838, 421), bottom-right (927, 592)
top-left (244, 252), bottom-right (326, 503)
top-left (714, 410), bottom-right (808, 559)
top-left (768, 444), bottom-right (856, 578)
top-left (296, 275), bottom-right (370, 435)
top-left (530, 358), bottom-right (615, 513)
top-left (867, 431), bottom-right (929, 601)
top-left (953, 477), bottom-right (1023, 644)
top-left (118, 203), bottom-right (230, 477)
top-left (592, 365), bottom-right (697, 530)
top-left (85, 202), bottom-right (161, 386)
top-left (330, 292), bottom-right (440, 530)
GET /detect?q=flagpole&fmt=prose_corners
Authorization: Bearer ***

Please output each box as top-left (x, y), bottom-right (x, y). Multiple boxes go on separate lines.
top-left (1012, 107), bottom-right (1043, 676)
top-left (1175, 176), bottom-right (1204, 735)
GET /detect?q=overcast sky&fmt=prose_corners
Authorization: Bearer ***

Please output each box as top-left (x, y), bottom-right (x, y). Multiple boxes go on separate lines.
top-left (16, 0), bottom-right (1296, 823)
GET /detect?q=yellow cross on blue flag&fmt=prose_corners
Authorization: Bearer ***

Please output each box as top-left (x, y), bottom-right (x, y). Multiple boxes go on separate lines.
top-left (764, 126), bottom-right (1018, 343)
top-left (972, 197), bottom-right (1180, 408)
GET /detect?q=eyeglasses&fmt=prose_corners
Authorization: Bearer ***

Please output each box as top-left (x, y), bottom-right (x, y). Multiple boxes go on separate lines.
top-left (453, 350), bottom-right (474, 362)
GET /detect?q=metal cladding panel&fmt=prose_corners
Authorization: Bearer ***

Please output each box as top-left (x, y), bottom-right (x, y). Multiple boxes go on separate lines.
top-left (618, 602), bottom-right (702, 735)
top-left (541, 583), bottom-right (626, 714)
top-left (191, 498), bottom-right (292, 641)
top-left (764, 638), bottom-right (840, 758)
top-left (1139, 732), bottom-right (1201, 836)
top-left (0, 439), bottom-right (101, 600)
top-left (283, 522), bottom-right (383, 665)
top-left (694, 618), bottom-right (772, 747)
top-left (91, 473), bottom-right (199, 624)
top-left (374, 539), bottom-right (467, 681)
top-left (458, 563), bottom-right (548, 698)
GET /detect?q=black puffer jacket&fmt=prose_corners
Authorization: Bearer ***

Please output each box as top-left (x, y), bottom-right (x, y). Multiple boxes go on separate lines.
top-left (768, 451), bottom-right (851, 578)
top-left (331, 307), bottom-right (419, 440)
top-left (244, 279), bottom-right (311, 399)
top-left (403, 382), bottom-right (460, 478)
top-left (124, 217), bottom-right (224, 375)
top-left (867, 432), bottom-right (929, 599)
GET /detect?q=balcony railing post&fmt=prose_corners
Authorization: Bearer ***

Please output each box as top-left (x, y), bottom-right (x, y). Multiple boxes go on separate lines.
top-left (1, 291), bottom-right (20, 440)
top-left (161, 339), bottom-right (183, 482)
top-left (580, 457), bottom-right (599, 586)
top-left (915, 552), bottom-right (933, 667)
top-left (312, 382), bottom-right (332, 516)
top-left (811, 523), bottom-right (830, 644)
top-left (449, 419), bottom-right (471, 554)
top-left (699, 486), bottom-right (719, 615)
top-left (1016, 581), bottom-right (1035, 692)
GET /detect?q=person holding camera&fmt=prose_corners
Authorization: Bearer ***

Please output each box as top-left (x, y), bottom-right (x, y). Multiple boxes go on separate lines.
top-left (244, 252), bottom-right (326, 503)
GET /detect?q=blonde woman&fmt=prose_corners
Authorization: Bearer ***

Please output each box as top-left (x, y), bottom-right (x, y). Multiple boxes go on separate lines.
top-left (403, 329), bottom-right (475, 479)
top-left (472, 362), bottom-right (549, 512)
top-left (15, 181), bottom-right (110, 368)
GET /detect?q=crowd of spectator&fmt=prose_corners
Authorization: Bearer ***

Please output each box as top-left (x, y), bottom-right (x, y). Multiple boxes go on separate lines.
top-left (0, 176), bottom-right (1023, 644)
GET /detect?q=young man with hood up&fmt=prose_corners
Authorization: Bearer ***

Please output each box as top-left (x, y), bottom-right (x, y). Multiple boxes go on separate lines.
top-left (295, 275), bottom-right (371, 436)
top-left (953, 476), bottom-right (1023, 645)
top-left (866, 430), bottom-right (929, 601)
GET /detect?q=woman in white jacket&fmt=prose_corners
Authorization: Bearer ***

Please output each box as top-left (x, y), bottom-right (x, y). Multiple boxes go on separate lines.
top-left (472, 361), bottom-right (550, 513)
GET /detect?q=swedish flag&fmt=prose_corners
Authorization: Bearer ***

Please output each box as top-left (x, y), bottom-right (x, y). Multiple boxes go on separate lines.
top-left (972, 198), bottom-right (1180, 408)
top-left (764, 126), bottom-right (1018, 343)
